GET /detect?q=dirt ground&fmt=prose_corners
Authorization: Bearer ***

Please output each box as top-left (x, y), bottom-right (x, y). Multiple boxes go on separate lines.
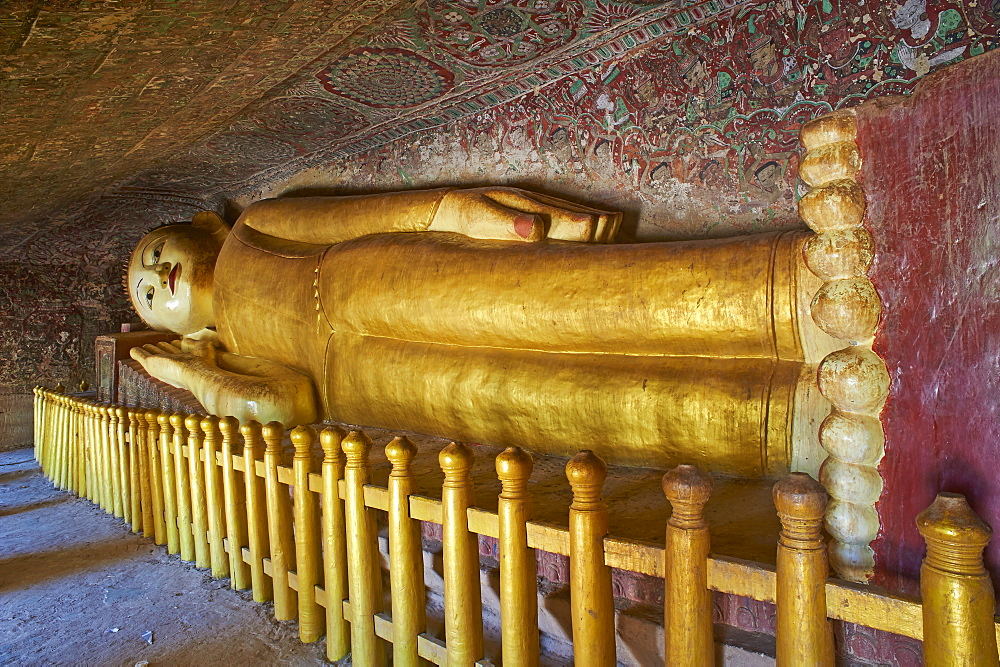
top-left (0, 447), bottom-right (332, 665)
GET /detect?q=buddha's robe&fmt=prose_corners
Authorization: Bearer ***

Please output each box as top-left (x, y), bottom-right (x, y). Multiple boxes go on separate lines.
top-left (214, 192), bottom-right (814, 475)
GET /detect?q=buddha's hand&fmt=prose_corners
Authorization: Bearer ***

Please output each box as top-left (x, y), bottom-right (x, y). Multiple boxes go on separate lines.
top-left (430, 187), bottom-right (622, 243)
top-left (130, 340), bottom-right (318, 427)
top-left (130, 340), bottom-right (211, 391)
top-left (178, 336), bottom-right (219, 364)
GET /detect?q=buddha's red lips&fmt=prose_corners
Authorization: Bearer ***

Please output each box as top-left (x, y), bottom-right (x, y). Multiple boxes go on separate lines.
top-left (168, 264), bottom-right (179, 295)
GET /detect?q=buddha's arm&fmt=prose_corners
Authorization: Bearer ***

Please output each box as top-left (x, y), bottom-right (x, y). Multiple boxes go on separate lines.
top-left (130, 341), bottom-right (318, 427)
top-left (239, 187), bottom-right (621, 245)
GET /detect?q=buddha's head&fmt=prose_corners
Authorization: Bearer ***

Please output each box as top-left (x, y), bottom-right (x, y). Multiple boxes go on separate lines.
top-left (126, 211), bottom-right (231, 335)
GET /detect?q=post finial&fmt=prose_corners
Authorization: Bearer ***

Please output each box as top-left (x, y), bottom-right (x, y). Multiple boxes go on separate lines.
top-left (319, 425), bottom-right (346, 460)
top-left (291, 424), bottom-right (317, 457)
top-left (385, 436), bottom-right (417, 471)
top-left (341, 429), bottom-right (373, 466)
top-left (262, 421), bottom-right (285, 453)
top-left (773, 472), bottom-right (828, 522)
top-left (200, 414), bottom-right (220, 434)
top-left (496, 446), bottom-right (533, 497)
top-left (439, 442), bottom-right (474, 480)
top-left (917, 492), bottom-right (992, 574)
top-left (185, 413), bottom-right (203, 432)
top-left (916, 492), bottom-right (997, 664)
top-left (240, 419), bottom-right (261, 438)
top-left (774, 472), bottom-right (828, 550)
top-left (566, 450), bottom-right (607, 508)
top-left (218, 416), bottom-right (238, 438)
top-left (662, 464), bottom-right (713, 529)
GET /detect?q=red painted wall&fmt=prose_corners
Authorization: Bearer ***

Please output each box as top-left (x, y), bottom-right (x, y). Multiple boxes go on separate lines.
top-left (859, 49), bottom-right (1000, 597)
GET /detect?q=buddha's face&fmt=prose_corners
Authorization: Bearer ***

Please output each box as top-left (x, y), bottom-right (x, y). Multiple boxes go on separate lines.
top-left (127, 224), bottom-right (221, 334)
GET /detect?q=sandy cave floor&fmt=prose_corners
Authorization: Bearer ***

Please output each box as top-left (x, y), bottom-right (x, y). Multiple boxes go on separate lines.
top-left (0, 447), bottom-right (331, 666)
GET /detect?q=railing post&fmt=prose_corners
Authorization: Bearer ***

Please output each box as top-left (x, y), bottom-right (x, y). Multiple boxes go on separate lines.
top-left (566, 450), bottom-right (615, 667)
top-left (65, 395), bottom-right (76, 492)
top-left (45, 389), bottom-right (54, 471)
top-left (241, 420), bottom-right (272, 603)
top-left (342, 429), bottom-right (385, 666)
top-left (45, 389), bottom-right (56, 477)
top-left (95, 403), bottom-right (108, 510)
top-left (32, 387), bottom-right (40, 457)
top-left (83, 402), bottom-right (97, 505)
top-left (128, 408), bottom-right (147, 534)
top-left (68, 398), bottom-right (78, 495)
top-left (60, 395), bottom-right (72, 491)
top-left (53, 393), bottom-right (64, 488)
top-left (73, 399), bottom-right (85, 497)
top-left (219, 416), bottom-right (250, 590)
top-left (170, 413), bottom-right (194, 562)
top-left (291, 425), bottom-right (323, 642)
top-left (49, 393), bottom-right (60, 484)
top-left (115, 407), bottom-right (132, 527)
top-left (496, 446), bottom-right (539, 667)
top-left (263, 420), bottom-right (298, 621)
top-left (158, 412), bottom-right (179, 554)
top-left (662, 464), bottom-right (715, 666)
top-left (35, 389), bottom-right (45, 474)
top-left (186, 413), bottom-right (210, 567)
top-left (916, 493), bottom-right (998, 666)
top-left (440, 442), bottom-right (485, 666)
top-left (320, 426), bottom-right (350, 662)
top-left (51, 393), bottom-right (62, 486)
top-left (45, 392), bottom-right (55, 482)
top-left (68, 396), bottom-right (78, 492)
top-left (46, 390), bottom-right (56, 477)
top-left (201, 415), bottom-right (230, 579)
top-left (34, 389), bottom-right (44, 471)
top-left (133, 408), bottom-right (152, 536)
top-left (386, 435), bottom-right (426, 667)
top-left (47, 392), bottom-right (56, 481)
top-left (105, 406), bottom-right (123, 518)
top-left (146, 409), bottom-right (167, 545)
top-left (82, 402), bottom-right (96, 504)
top-left (99, 403), bottom-right (114, 513)
top-left (773, 473), bottom-right (834, 666)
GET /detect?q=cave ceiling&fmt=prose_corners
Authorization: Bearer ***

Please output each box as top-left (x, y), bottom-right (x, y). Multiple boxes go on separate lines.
top-left (0, 0), bottom-right (731, 246)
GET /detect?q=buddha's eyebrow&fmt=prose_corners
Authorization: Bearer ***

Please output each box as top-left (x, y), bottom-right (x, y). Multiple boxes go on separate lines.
top-left (139, 240), bottom-right (152, 267)
top-left (135, 279), bottom-right (143, 307)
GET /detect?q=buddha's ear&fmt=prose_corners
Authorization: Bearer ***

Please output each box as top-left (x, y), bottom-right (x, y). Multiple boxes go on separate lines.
top-left (192, 211), bottom-right (232, 247)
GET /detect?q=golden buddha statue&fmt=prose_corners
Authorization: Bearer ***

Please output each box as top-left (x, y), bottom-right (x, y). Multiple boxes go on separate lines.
top-left (127, 186), bottom-right (829, 475)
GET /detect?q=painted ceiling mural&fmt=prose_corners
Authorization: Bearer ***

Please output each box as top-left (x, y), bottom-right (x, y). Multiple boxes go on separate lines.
top-left (1, 0), bottom-right (997, 410)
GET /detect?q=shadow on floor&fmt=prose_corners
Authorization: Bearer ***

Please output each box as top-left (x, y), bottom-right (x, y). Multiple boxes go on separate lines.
top-left (0, 468), bottom-right (36, 484)
top-left (0, 535), bottom-right (146, 593)
top-left (0, 494), bottom-right (71, 517)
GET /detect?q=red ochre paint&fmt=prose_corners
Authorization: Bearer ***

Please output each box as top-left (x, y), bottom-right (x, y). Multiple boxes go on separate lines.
top-left (857, 49), bottom-right (1000, 601)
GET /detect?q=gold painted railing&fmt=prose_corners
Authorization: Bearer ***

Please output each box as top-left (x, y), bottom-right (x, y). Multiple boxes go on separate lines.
top-left (32, 387), bottom-right (1000, 665)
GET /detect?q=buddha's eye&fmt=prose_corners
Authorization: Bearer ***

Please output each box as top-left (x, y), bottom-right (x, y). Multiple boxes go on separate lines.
top-left (145, 286), bottom-right (154, 309)
top-left (151, 242), bottom-right (164, 264)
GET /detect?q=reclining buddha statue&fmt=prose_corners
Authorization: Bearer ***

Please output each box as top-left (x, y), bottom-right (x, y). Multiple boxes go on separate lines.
top-left (127, 186), bottom-right (830, 476)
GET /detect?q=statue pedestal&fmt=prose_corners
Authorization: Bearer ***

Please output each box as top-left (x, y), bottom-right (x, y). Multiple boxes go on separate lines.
top-left (95, 331), bottom-right (176, 403)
